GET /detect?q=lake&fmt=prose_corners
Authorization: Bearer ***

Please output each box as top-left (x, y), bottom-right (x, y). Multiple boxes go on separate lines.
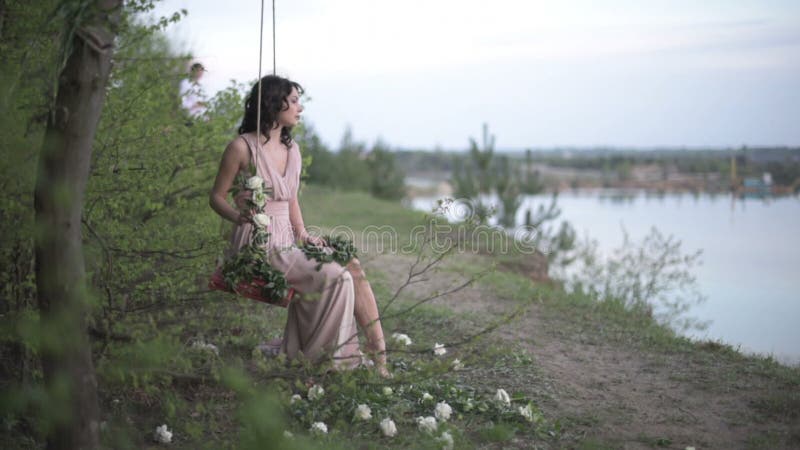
top-left (411, 190), bottom-right (800, 365)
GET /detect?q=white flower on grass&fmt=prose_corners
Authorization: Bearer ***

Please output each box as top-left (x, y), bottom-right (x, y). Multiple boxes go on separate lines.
top-left (493, 388), bottom-right (511, 407)
top-left (190, 340), bottom-right (219, 356)
top-left (518, 403), bottom-right (534, 422)
top-left (289, 394), bottom-right (302, 404)
top-left (451, 358), bottom-right (463, 371)
top-left (463, 398), bottom-right (474, 412)
top-left (382, 386), bottom-right (393, 396)
top-left (310, 421), bottom-right (328, 436)
top-left (246, 176), bottom-right (264, 190)
top-left (308, 384), bottom-right (324, 401)
top-left (421, 392), bottom-right (434, 402)
top-left (283, 430), bottom-right (294, 439)
top-left (154, 424), bottom-right (172, 444)
top-left (437, 431), bottom-right (454, 450)
top-left (252, 213), bottom-right (271, 229)
top-left (391, 332), bottom-right (412, 346)
top-left (354, 404), bottom-right (372, 421)
top-left (416, 416), bottom-right (438, 434)
top-left (434, 401), bottom-right (452, 421)
top-left (433, 343), bottom-right (447, 356)
top-left (379, 418), bottom-right (397, 437)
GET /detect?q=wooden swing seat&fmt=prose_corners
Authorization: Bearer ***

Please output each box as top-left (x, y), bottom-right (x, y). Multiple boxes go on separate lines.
top-left (208, 267), bottom-right (294, 307)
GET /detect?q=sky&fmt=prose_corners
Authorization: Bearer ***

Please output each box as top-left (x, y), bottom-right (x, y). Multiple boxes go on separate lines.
top-left (150, 0), bottom-right (800, 150)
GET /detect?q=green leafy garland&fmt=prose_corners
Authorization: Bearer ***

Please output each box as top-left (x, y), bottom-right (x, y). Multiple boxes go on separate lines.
top-left (299, 234), bottom-right (359, 271)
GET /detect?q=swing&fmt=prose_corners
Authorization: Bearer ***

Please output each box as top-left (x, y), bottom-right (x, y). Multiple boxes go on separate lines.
top-left (208, 0), bottom-right (295, 307)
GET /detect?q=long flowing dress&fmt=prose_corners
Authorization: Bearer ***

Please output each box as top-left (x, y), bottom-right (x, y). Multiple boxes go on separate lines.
top-left (225, 133), bottom-right (362, 369)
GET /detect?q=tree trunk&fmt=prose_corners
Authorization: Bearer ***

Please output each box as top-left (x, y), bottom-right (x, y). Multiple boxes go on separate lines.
top-left (34, 1), bottom-right (122, 449)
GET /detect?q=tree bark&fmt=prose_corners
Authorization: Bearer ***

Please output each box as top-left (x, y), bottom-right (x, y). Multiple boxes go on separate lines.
top-left (33, 1), bottom-right (122, 449)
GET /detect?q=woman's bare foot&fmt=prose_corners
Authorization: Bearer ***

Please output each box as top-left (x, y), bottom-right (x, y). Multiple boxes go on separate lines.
top-left (376, 364), bottom-right (392, 379)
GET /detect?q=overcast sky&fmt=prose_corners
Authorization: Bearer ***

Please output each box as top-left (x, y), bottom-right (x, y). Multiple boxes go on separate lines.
top-left (151, 0), bottom-right (800, 150)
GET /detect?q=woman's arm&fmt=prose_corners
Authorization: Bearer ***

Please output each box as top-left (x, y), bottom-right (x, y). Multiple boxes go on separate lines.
top-left (290, 196), bottom-right (327, 246)
top-left (289, 195), bottom-right (309, 242)
top-left (209, 137), bottom-right (250, 224)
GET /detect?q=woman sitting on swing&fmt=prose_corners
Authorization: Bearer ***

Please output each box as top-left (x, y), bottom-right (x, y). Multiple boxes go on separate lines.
top-left (209, 75), bottom-right (389, 376)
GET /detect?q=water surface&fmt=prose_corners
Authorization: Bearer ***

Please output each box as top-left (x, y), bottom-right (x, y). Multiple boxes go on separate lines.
top-left (412, 190), bottom-right (800, 364)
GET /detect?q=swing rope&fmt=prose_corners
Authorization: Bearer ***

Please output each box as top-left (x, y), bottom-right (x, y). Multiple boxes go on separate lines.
top-left (255, 0), bottom-right (265, 164)
top-left (255, 0), bottom-right (276, 165)
top-left (255, 0), bottom-right (277, 167)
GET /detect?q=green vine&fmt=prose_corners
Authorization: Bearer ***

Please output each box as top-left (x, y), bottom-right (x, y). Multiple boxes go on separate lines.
top-left (299, 234), bottom-right (358, 271)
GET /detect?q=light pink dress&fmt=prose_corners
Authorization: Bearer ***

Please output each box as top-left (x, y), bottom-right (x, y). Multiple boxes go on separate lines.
top-left (226, 133), bottom-right (362, 368)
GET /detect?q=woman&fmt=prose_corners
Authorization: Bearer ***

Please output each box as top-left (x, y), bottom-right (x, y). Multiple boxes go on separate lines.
top-left (209, 75), bottom-right (388, 376)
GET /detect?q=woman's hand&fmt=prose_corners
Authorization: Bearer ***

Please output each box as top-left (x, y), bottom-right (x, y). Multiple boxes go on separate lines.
top-left (234, 190), bottom-right (252, 210)
top-left (233, 190), bottom-right (254, 225)
top-left (236, 209), bottom-right (253, 225)
top-left (304, 234), bottom-right (328, 248)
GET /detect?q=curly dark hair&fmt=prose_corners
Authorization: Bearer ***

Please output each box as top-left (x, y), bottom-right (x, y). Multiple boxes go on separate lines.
top-left (238, 75), bottom-right (304, 148)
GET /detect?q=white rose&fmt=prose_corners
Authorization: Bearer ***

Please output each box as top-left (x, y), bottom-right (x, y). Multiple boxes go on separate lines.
top-left (379, 418), bottom-right (397, 437)
top-left (252, 190), bottom-right (267, 208)
top-left (190, 340), bottom-right (219, 356)
top-left (493, 388), bottom-right (511, 407)
top-left (434, 401), bottom-right (452, 421)
top-left (308, 384), bottom-right (324, 401)
top-left (415, 416), bottom-right (437, 434)
top-left (421, 392), bottom-right (434, 402)
top-left (354, 404), bottom-right (372, 421)
top-left (382, 386), bottom-right (393, 396)
top-left (252, 213), bottom-right (271, 229)
top-left (290, 394), bottom-right (302, 404)
top-left (154, 424), bottom-right (172, 444)
top-left (518, 403), bottom-right (534, 422)
top-left (433, 343), bottom-right (447, 356)
top-left (246, 176), bottom-right (263, 190)
top-left (437, 431), bottom-right (454, 450)
top-left (310, 421), bottom-right (328, 435)
top-left (391, 332), bottom-right (412, 346)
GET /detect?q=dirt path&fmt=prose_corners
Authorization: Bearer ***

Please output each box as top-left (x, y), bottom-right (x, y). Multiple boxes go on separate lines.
top-left (367, 253), bottom-right (799, 449)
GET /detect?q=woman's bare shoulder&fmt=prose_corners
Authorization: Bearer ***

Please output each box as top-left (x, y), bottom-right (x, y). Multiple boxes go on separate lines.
top-left (227, 134), bottom-right (249, 153)
top-left (223, 135), bottom-right (250, 166)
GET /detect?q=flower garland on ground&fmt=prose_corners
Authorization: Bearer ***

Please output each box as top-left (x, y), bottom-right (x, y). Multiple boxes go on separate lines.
top-left (283, 340), bottom-right (550, 446)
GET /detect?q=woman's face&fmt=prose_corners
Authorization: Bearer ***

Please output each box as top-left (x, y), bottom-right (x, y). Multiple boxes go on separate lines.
top-left (277, 87), bottom-right (303, 128)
